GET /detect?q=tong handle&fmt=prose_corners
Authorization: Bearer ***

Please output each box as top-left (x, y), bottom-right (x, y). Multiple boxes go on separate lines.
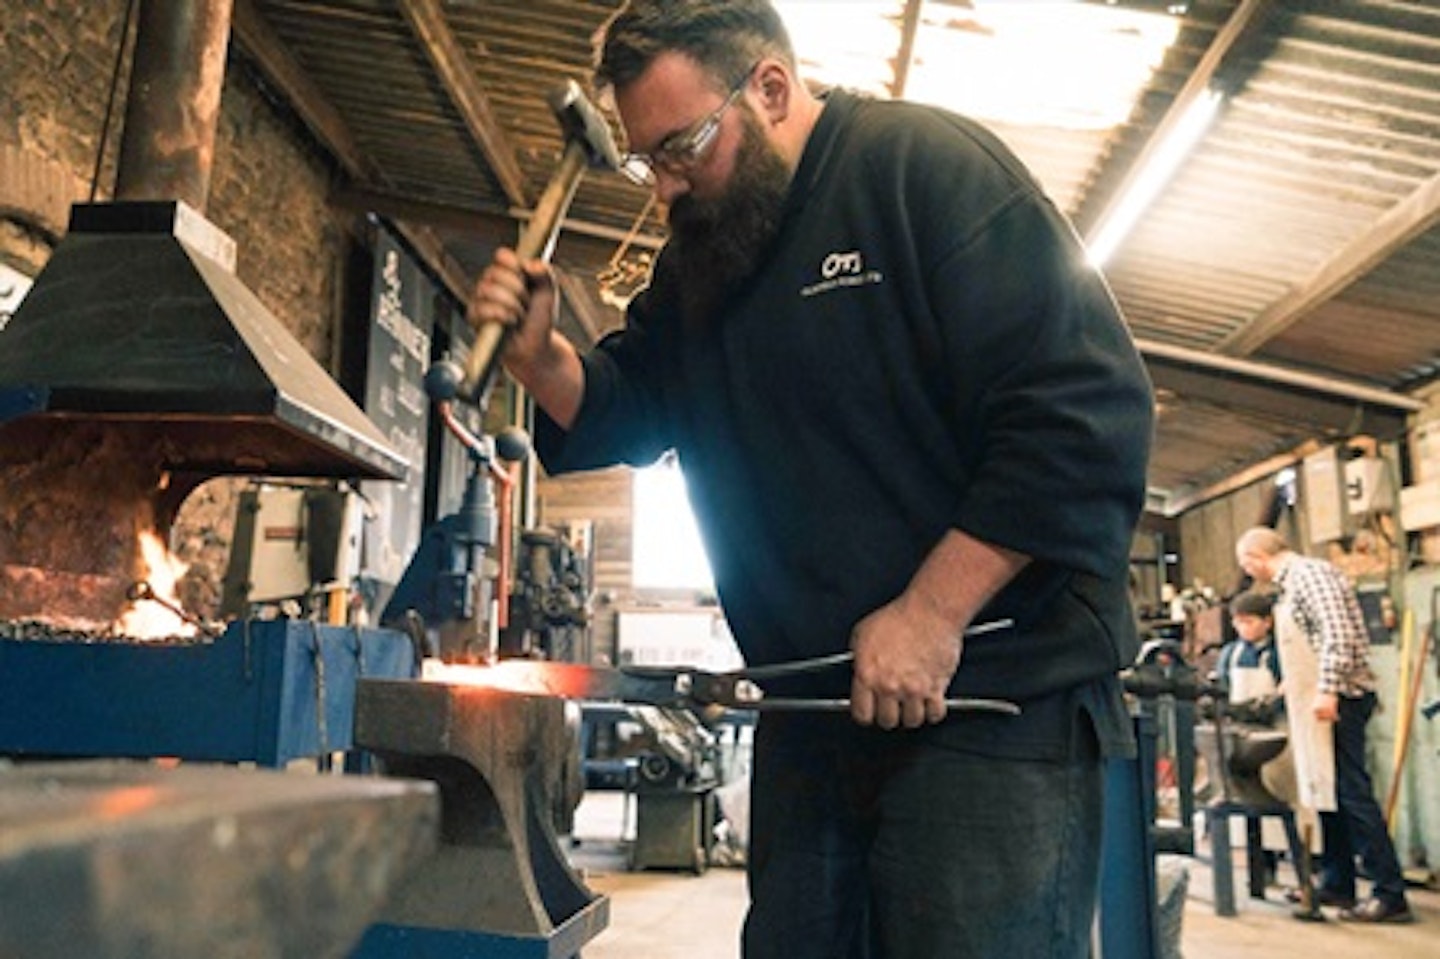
top-left (619, 617), bottom-right (1020, 712)
top-left (732, 617), bottom-right (1016, 682)
top-left (752, 696), bottom-right (1022, 716)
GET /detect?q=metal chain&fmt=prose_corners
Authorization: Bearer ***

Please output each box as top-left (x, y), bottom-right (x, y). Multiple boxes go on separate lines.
top-left (309, 621), bottom-right (329, 756)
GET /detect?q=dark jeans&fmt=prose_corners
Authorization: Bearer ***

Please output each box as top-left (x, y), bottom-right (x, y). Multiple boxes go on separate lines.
top-left (741, 714), bottom-right (1103, 959)
top-left (1317, 691), bottom-right (1407, 905)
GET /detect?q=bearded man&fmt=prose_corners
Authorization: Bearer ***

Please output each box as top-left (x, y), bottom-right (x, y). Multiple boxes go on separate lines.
top-left (469, 2), bottom-right (1154, 955)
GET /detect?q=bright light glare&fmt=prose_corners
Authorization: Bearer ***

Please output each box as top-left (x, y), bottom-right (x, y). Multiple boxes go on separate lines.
top-left (908, 2), bottom-right (1181, 129)
top-left (1085, 88), bottom-right (1223, 266)
top-left (775, 1), bottom-right (1180, 130)
top-left (774, 1), bottom-right (901, 96)
top-left (633, 459), bottom-right (714, 591)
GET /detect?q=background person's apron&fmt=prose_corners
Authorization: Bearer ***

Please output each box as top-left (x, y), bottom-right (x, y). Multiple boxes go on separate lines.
top-left (1274, 597), bottom-right (1335, 850)
top-left (1228, 659), bottom-right (1277, 704)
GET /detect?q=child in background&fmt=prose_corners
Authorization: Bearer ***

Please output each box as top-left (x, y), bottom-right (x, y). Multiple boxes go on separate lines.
top-left (1219, 589), bottom-right (1283, 709)
top-left (1218, 588), bottom-right (1290, 886)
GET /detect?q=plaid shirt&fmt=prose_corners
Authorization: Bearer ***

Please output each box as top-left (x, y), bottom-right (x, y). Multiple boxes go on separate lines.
top-left (1274, 553), bottom-right (1375, 697)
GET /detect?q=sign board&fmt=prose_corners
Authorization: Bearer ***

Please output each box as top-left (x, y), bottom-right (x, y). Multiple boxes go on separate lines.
top-left (360, 229), bottom-right (434, 587)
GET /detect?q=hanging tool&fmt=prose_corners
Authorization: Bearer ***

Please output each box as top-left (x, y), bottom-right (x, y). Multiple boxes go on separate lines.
top-left (460, 79), bottom-right (620, 403)
top-left (423, 618), bottom-right (1021, 715)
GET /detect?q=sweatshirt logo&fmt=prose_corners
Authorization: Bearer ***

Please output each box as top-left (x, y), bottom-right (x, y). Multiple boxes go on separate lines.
top-left (800, 249), bottom-right (884, 298)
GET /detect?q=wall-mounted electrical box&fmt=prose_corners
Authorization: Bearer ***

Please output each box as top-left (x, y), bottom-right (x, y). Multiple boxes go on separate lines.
top-left (1343, 456), bottom-right (1392, 515)
top-left (1399, 480), bottom-right (1440, 532)
top-left (1411, 419), bottom-right (1440, 482)
top-left (220, 484), bottom-right (365, 615)
top-left (1303, 447), bottom-right (1345, 544)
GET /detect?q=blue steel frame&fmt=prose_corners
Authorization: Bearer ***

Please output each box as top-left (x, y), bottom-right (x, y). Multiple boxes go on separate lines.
top-left (353, 902), bottom-right (610, 959)
top-left (1097, 717), bottom-right (1163, 959)
top-left (0, 620), bottom-right (416, 766)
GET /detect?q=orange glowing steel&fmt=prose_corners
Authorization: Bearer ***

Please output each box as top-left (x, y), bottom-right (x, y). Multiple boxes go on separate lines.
top-left (94, 785), bottom-right (161, 820)
top-left (116, 530), bottom-right (197, 640)
top-left (421, 659), bottom-right (597, 699)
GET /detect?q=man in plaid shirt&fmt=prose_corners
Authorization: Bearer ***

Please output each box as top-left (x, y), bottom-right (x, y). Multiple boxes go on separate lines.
top-left (1236, 526), bottom-right (1413, 924)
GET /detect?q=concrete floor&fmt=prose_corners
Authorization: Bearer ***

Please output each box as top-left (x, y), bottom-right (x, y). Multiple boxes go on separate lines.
top-left (564, 790), bottom-right (1438, 958)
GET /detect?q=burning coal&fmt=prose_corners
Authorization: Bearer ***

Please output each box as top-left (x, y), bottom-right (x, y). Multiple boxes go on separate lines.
top-left (0, 423), bottom-right (204, 638)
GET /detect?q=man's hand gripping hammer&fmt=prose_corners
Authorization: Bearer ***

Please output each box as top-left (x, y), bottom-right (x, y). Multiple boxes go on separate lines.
top-left (459, 80), bottom-right (620, 404)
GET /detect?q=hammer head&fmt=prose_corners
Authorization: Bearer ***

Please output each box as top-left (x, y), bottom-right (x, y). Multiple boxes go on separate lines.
top-left (547, 80), bottom-right (621, 171)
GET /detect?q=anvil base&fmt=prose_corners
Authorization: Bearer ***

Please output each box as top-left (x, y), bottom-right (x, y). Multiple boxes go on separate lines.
top-left (352, 678), bottom-right (608, 957)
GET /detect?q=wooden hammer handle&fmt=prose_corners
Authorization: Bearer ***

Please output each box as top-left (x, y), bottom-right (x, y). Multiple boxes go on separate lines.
top-left (462, 141), bottom-right (590, 403)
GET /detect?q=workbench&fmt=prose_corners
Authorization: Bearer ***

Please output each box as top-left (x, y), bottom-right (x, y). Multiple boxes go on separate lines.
top-left (0, 759), bottom-right (438, 959)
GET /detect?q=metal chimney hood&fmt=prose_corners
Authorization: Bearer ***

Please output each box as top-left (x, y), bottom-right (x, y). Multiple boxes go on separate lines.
top-left (0, 200), bottom-right (406, 481)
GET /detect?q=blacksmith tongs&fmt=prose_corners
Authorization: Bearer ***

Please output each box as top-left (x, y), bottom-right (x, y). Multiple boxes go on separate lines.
top-left (422, 618), bottom-right (1021, 715)
top-left (656, 617), bottom-right (1021, 714)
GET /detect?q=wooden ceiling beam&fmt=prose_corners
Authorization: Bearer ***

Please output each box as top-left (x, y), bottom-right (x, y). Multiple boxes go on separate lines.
top-left (1218, 169), bottom-right (1440, 356)
top-left (231, 1), bottom-right (474, 304)
top-left (330, 187), bottom-right (517, 248)
top-left (890, 0), bottom-right (924, 100)
top-left (388, 221), bottom-right (475, 305)
top-left (553, 268), bottom-right (615, 347)
top-left (331, 186), bottom-right (665, 253)
top-left (231, 0), bottom-right (379, 182)
top-left (1083, 0), bottom-right (1272, 246)
top-left (1160, 438), bottom-right (1325, 517)
top-left (1138, 336), bottom-right (1424, 412)
top-left (396, 0), bottom-right (529, 209)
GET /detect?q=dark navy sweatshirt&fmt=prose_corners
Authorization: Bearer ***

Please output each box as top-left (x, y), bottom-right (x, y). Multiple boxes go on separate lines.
top-left (537, 89), bottom-right (1155, 757)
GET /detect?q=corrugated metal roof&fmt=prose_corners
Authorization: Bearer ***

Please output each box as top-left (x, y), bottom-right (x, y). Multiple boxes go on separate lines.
top-left (238, 0), bottom-right (1439, 516)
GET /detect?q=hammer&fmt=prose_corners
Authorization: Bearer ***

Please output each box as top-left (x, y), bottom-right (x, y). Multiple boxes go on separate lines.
top-left (460, 80), bottom-right (620, 403)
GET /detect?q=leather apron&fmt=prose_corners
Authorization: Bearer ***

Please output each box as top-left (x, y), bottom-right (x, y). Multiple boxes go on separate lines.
top-left (1274, 597), bottom-right (1336, 815)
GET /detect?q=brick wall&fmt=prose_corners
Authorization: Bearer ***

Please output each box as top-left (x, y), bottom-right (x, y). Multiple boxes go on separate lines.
top-left (0, 2), bottom-right (129, 208)
top-left (1, 1), bottom-right (365, 620)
